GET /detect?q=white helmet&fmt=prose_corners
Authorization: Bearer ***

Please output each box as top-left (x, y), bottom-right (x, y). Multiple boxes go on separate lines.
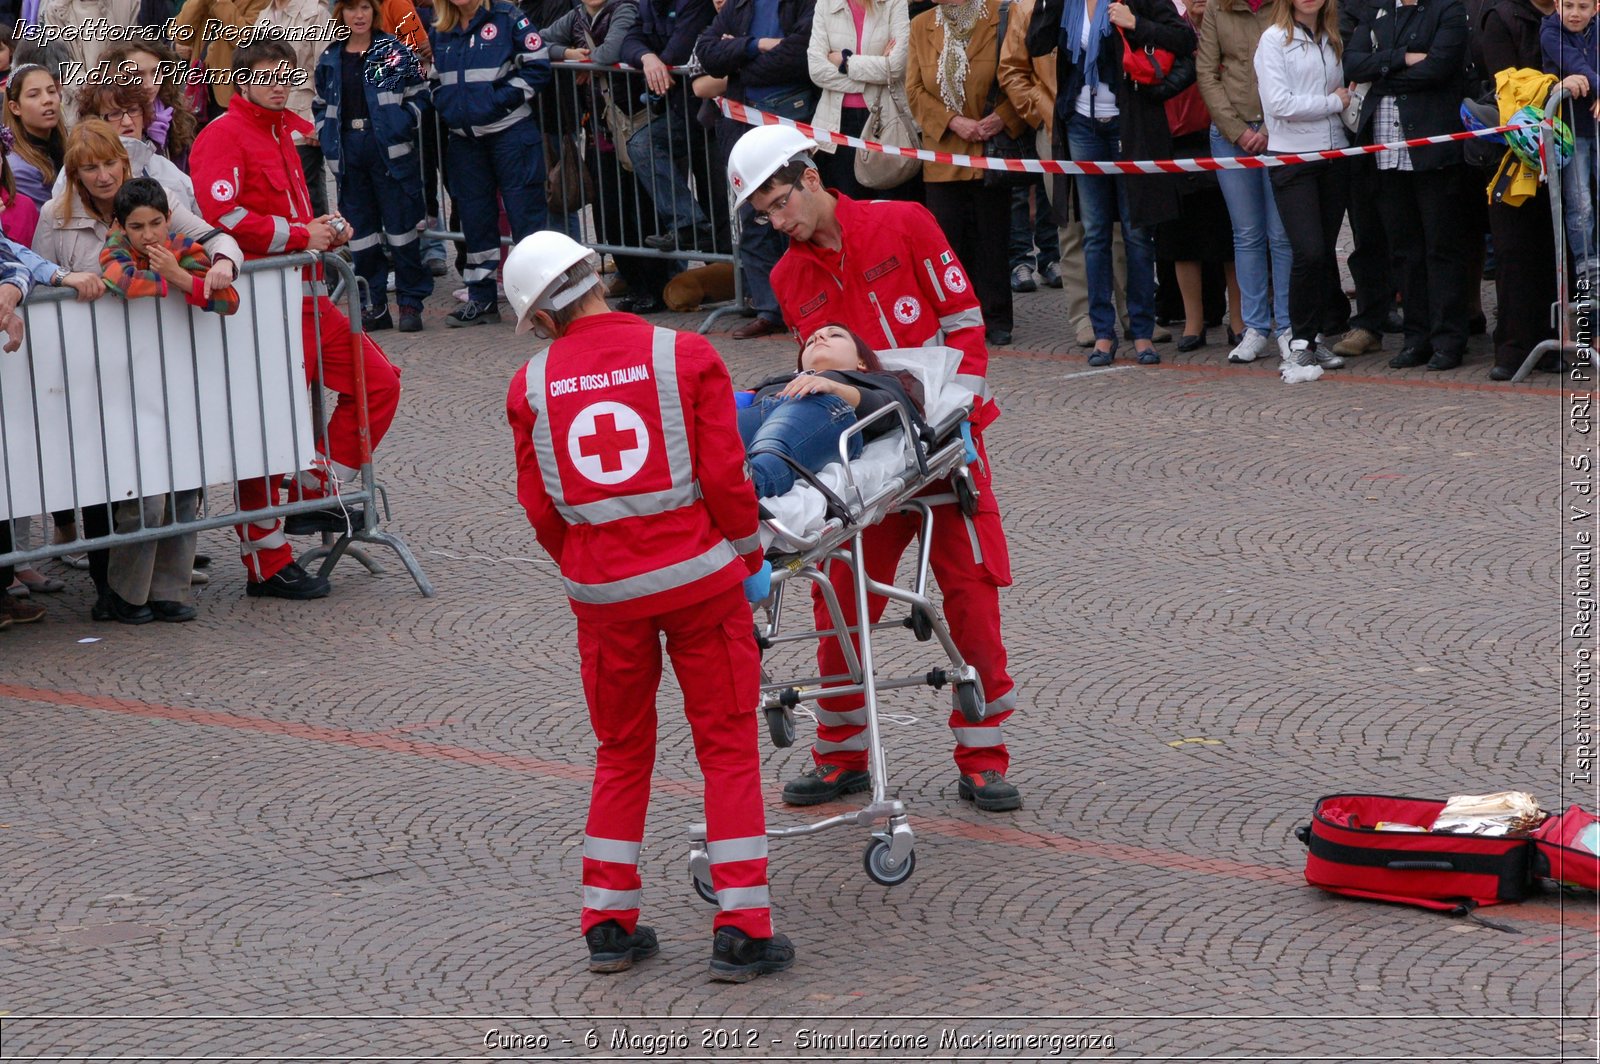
top-left (503, 230), bottom-right (601, 335)
top-left (727, 124), bottom-right (817, 208)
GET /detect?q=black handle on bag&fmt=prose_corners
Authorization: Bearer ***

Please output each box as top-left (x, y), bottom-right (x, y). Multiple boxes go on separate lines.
top-left (1387, 859), bottom-right (1455, 870)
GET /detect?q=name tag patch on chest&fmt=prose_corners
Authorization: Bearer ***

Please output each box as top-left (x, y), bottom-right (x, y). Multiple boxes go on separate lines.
top-left (863, 255), bottom-right (900, 282)
top-left (799, 291), bottom-right (828, 317)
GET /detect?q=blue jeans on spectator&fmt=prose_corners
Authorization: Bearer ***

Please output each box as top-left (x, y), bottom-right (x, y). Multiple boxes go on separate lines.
top-left (738, 199), bottom-right (786, 323)
top-left (628, 104), bottom-right (709, 234)
top-left (1066, 112), bottom-right (1156, 342)
top-left (1009, 178), bottom-right (1060, 272)
top-left (1564, 134), bottom-right (1598, 279)
top-left (736, 393), bottom-right (863, 498)
top-left (1210, 124), bottom-right (1292, 336)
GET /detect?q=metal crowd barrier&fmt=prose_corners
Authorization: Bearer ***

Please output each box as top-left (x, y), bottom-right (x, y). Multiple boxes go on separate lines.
top-left (1512, 84), bottom-right (1597, 383)
top-left (411, 61), bottom-right (746, 334)
top-left (0, 252), bottom-right (433, 597)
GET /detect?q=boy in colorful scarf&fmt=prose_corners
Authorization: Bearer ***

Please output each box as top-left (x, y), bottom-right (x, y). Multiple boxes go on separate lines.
top-left (89, 176), bottom-right (239, 626)
top-left (100, 177), bottom-right (241, 315)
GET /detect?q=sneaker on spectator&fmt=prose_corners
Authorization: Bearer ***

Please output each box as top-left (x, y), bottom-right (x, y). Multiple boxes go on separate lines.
top-left (0, 595), bottom-right (45, 625)
top-left (397, 305), bottom-right (424, 333)
top-left (446, 300), bottom-right (500, 327)
top-left (1312, 346), bottom-right (1346, 370)
top-left (1277, 332), bottom-right (1293, 361)
top-left (1290, 338), bottom-right (1317, 367)
top-left (1227, 328), bottom-right (1270, 363)
top-left (1040, 260), bottom-right (1062, 288)
top-left (1010, 263), bottom-right (1037, 293)
top-left (362, 305), bottom-right (393, 332)
top-left (1332, 327), bottom-right (1381, 357)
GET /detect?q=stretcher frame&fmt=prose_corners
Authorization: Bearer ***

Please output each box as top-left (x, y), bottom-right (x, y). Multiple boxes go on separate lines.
top-left (687, 400), bottom-right (983, 893)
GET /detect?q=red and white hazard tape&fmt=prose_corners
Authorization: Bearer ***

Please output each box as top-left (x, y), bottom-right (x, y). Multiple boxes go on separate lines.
top-left (715, 97), bottom-right (1522, 175)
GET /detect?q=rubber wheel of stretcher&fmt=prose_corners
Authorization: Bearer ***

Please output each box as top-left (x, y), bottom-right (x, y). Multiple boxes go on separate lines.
top-left (766, 706), bottom-right (795, 748)
top-left (955, 475), bottom-right (979, 518)
top-left (954, 681), bottom-right (984, 724)
top-left (906, 606), bottom-right (934, 642)
top-left (692, 874), bottom-right (719, 906)
top-left (863, 839), bottom-right (916, 887)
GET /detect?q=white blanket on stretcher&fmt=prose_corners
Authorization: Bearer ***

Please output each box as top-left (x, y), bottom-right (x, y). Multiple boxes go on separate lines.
top-left (758, 346), bottom-right (976, 549)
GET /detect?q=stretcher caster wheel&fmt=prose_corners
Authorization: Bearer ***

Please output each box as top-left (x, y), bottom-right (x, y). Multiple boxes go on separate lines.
top-left (766, 706), bottom-right (795, 748)
top-left (954, 680), bottom-right (984, 724)
top-left (863, 838), bottom-right (916, 886)
top-left (692, 874), bottom-right (719, 906)
top-left (905, 606), bottom-right (934, 642)
top-left (954, 474), bottom-right (980, 518)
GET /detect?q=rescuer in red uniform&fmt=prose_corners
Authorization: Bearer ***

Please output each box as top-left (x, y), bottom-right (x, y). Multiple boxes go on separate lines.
top-left (190, 31), bottom-right (403, 600)
top-left (727, 124), bottom-right (1022, 813)
top-left (503, 230), bottom-right (796, 983)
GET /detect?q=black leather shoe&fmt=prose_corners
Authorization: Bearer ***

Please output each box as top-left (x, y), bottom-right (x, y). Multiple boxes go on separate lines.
top-left (246, 561), bottom-right (331, 600)
top-left (585, 920), bottom-right (659, 974)
top-left (1388, 346), bottom-right (1433, 369)
top-left (986, 329), bottom-right (1013, 346)
top-left (361, 306), bottom-right (394, 332)
top-left (397, 306), bottom-right (423, 332)
top-left (1537, 352), bottom-right (1573, 374)
top-left (618, 295), bottom-right (666, 314)
top-left (781, 763), bottom-right (870, 806)
top-left (284, 505), bottom-right (365, 536)
top-left (92, 590), bottom-right (153, 624)
top-left (1176, 332), bottom-right (1205, 352)
top-left (148, 600), bottom-right (197, 623)
top-left (709, 927), bottom-right (795, 983)
top-left (957, 769), bottom-right (1023, 811)
top-left (644, 223), bottom-right (714, 252)
top-left (1468, 313), bottom-right (1488, 335)
top-left (1488, 364), bottom-right (1517, 381)
top-left (1425, 351), bottom-right (1463, 371)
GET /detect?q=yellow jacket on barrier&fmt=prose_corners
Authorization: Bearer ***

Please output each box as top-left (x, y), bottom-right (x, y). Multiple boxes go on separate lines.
top-left (1489, 68), bottom-right (1557, 207)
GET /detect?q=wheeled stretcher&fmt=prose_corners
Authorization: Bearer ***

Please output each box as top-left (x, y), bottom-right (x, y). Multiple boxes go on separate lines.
top-left (688, 348), bottom-right (985, 894)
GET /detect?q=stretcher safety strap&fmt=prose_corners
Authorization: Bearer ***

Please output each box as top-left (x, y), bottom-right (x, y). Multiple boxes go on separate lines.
top-left (716, 96), bottom-right (1525, 175)
top-left (582, 835), bottom-right (642, 865)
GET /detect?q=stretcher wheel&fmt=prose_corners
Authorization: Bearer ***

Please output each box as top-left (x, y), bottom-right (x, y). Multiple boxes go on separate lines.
top-left (906, 606), bottom-right (934, 642)
top-left (863, 839), bottom-right (916, 887)
top-left (692, 874), bottom-right (719, 906)
top-left (766, 706), bottom-right (795, 748)
top-left (955, 474), bottom-right (979, 518)
top-left (954, 681), bottom-right (984, 724)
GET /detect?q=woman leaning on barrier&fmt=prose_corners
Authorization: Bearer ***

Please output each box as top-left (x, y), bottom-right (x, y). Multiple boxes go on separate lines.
top-left (30, 120), bottom-right (242, 608)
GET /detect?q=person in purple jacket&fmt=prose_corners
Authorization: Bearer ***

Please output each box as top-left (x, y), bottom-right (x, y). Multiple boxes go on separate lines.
top-left (1542, 0), bottom-right (1600, 280)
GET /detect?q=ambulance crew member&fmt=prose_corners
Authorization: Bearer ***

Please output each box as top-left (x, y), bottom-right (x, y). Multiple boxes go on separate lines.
top-left (728, 124), bottom-right (1023, 813)
top-left (190, 31), bottom-right (405, 600)
top-left (430, 0), bottom-right (552, 327)
top-left (503, 231), bottom-right (797, 983)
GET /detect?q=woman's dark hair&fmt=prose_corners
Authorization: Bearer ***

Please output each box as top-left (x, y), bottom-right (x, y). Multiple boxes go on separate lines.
top-left (112, 175), bottom-right (169, 224)
top-left (102, 38), bottom-right (200, 160)
top-left (76, 80), bottom-right (153, 135)
top-left (798, 322), bottom-right (883, 372)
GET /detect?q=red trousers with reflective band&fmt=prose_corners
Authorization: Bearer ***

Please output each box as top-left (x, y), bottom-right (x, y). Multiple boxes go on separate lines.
top-left (577, 585), bottom-right (771, 938)
top-left (235, 296), bottom-right (402, 581)
top-left (811, 448), bottom-right (1014, 776)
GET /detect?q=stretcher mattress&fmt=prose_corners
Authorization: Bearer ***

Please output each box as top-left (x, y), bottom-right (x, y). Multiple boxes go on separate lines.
top-left (758, 346), bottom-right (976, 550)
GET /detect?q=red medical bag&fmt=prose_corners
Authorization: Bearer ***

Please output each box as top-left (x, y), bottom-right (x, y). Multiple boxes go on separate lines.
top-left (1531, 805), bottom-right (1600, 890)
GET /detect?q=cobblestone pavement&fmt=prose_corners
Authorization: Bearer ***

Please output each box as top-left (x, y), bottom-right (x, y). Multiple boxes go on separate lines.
top-left (0, 260), bottom-right (1595, 1063)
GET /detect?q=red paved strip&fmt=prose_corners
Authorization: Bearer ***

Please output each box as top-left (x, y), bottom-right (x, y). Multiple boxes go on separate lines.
top-left (3, 681), bottom-right (1593, 931)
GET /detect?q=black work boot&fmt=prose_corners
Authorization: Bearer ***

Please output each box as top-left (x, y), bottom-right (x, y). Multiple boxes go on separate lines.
top-left (780, 763), bottom-right (871, 806)
top-left (708, 927), bottom-right (794, 983)
top-left (585, 920), bottom-right (659, 974)
top-left (956, 770), bottom-right (1023, 812)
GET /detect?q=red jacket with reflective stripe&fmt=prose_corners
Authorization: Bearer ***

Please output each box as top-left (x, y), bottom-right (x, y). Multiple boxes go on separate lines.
top-left (190, 95), bottom-right (316, 261)
top-left (770, 193), bottom-right (997, 429)
top-left (507, 313), bottom-right (763, 621)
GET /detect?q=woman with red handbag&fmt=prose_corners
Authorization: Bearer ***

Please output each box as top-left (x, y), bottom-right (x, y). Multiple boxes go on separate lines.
top-left (1155, 0), bottom-right (1239, 351)
top-left (1025, 0), bottom-right (1195, 366)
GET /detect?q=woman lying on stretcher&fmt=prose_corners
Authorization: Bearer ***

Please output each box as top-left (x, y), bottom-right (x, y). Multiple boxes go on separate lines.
top-left (737, 323), bottom-right (926, 499)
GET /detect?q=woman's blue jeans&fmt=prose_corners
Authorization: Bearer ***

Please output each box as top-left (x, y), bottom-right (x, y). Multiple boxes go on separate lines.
top-left (1066, 111), bottom-right (1157, 342)
top-left (737, 394), bottom-right (862, 498)
top-left (1210, 124), bottom-right (1292, 335)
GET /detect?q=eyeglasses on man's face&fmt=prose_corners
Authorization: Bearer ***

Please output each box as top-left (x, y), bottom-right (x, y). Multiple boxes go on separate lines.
top-left (751, 184), bottom-right (800, 226)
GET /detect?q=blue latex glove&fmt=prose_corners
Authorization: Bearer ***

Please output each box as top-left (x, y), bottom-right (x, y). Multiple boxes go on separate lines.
top-left (959, 420), bottom-right (978, 464)
top-left (743, 560), bottom-right (772, 602)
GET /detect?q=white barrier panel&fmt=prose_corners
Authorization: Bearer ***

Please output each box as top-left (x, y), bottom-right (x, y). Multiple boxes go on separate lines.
top-left (0, 266), bottom-right (316, 521)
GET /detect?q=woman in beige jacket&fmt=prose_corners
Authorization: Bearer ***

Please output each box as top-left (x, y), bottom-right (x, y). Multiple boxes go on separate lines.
top-left (807, 0), bottom-right (914, 198)
top-left (1195, 0), bottom-right (1291, 364)
top-left (906, 0), bottom-right (1024, 344)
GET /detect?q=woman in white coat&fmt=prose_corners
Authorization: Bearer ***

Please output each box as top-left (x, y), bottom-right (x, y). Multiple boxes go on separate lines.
top-left (806, 0), bottom-right (916, 199)
top-left (1252, 0), bottom-right (1351, 369)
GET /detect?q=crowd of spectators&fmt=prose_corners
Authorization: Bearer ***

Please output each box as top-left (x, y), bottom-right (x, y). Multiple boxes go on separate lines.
top-left (0, 0), bottom-right (1592, 629)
